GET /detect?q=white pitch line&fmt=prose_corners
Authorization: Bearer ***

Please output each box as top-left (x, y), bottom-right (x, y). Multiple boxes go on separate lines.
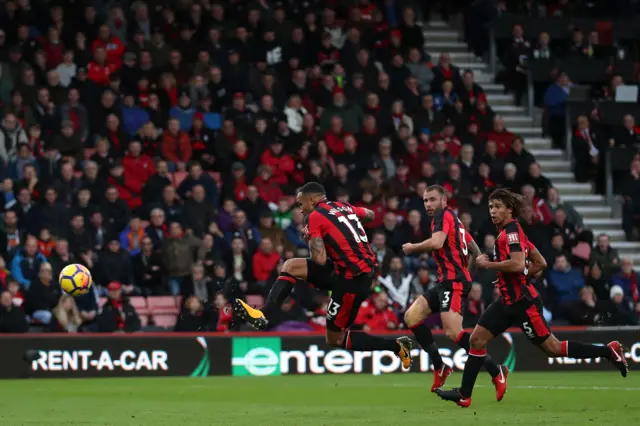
top-left (389, 383), bottom-right (640, 391)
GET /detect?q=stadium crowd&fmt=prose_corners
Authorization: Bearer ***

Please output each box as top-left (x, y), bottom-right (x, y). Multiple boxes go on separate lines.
top-left (0, 0), bottom-right (638, 335)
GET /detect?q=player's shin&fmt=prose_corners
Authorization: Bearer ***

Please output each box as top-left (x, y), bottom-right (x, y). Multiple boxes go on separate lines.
top-left (409, 323), bottom-right (444, 369)
top-left (343, 330), bottom-right (400, 352)
top-left (560, 341), bottom-right (611, 359)
top-left (456, 331), bottom-right (500, 377)
top-left (262, 272), bottom-right (296, 317)
top-left (459, 347), bottom-right (486, 397)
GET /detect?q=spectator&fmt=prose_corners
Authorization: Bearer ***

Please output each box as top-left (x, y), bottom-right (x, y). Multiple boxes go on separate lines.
top-left (543, 71), bottom-right (571, 149)
top-left (546, 187), bottom-right (584, 228)
top-left (524, 163), bottom-right (552, 200)
top-left (178, 161), bottom-right (218, 205)
top-left (572, 115), bottom-right (603, 187)
top-left (10, 236), bottom-right (48, 290)
top-left (586, 261), bottom-right (609, 301)
top-left (608, 285), bottom-right (639, 326)
top-left (354, 290), bottom-right (399, 332)
top-left (486, 116), bottom-right (514, 159)
top-left (377, 256), bottom-right (418, 310)
top-left (0, 290), bottom-right (28, 333)
top-left (610, 257), bottom-right (640, 305)
top-left (119, 216), bottom-right (145, 256)
top-left (611, 114), bottom-right (640, 148)
top-left (161, 118), bottom-right (191, 171)
top-left (252, 238), bottom-right (281, 291)
top-left (225, 209), bottom-right (261, 253)
top-left (162, 222), bottom-right (203, 296)
top-left (565, 286), bottom-right (609, 325)
top-left (48, 239), bottom-right (75, 279)
top-left (25, 263), bottom-right (60, 325)
top-left (0, 113), bottom-right (29, 163)
top-left (52, 294), bottom-right (83, 332)
top-left (502, 24), bottom-right (529, 105)
top-left (590, 233), bottom-right (620, 278)
top-left (174, 295), bottom-right (214, 332)
top-left (133, 236), bottom-right (164, 295)
top-left (97, 281), bottom-right (141, 333)
top-left (622, 158), bottom-right (640, 240)
top-left (258, 212), bottom-right (286, 250)
top-left (181, 263), bottom-right (215, 300)
top-left (547, 254), bottom-right (585, 306)
top-left (95, 236), bottom-right (135, 295)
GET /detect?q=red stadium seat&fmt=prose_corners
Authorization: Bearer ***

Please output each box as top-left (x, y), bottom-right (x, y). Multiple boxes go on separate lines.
top-left (246, 294), bottom-right (264, 309)
top-left (153, 314), bottom-right (177, 329)
top-left (173, 171), bottom-right (188, 188)
top-left (147, 296), bottom-right (179, 315)
top-left (129, 296), bottom-right (149, 315)
top-left (175, 296), bottom-right (183, 308)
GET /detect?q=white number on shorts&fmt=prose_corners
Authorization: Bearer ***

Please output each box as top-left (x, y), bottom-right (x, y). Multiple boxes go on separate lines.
top-left (338, 214), bottom-right (368, 243)
top-left (327, 299), bottom-right (341, 318)
top-left (522, 321), bottom-right (534, 338)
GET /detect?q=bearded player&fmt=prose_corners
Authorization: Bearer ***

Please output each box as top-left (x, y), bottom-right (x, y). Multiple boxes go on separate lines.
top-left (436, 189), bottom-right (628, 408)
top-left (235, 182), bottom-right (413, 367)
top-left (401, 185), bottom-right (508, 400)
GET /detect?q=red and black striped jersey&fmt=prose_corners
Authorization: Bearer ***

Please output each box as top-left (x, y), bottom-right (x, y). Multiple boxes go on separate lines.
top-left (307, 200), bottom-right (377, 278)
top-left (430, 208), bottom-right (473, 283)
top-left (494, 220), bottom-right (540, 305)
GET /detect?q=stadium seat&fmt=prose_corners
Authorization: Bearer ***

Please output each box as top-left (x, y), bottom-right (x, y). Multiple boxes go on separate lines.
top-left (139, 314), bottom-right (149, 328)
top-left (175, 296), bottom-right (183, 308)
top-left (147, 296), bottom-right (179, 315)
top-left (152, 314), bottom-right (178, 329)
top-left (173, 171), bottom-right (188, 188)
top-left (246, 294), bottom-right (264, 309)
top-left (129, 296), bottom-right (149, 315)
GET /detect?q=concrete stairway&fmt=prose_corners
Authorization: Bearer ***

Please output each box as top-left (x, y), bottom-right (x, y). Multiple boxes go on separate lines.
top-left (422, 21), bottom-right (640, 265)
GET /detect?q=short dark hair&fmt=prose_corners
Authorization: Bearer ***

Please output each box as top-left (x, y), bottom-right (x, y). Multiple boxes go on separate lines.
top-left (426, 185), bottom-right (445, 195)
top-left (298, 182), bottom-right (326, 195)
top-left (489, 188), bottom-right (525, 216)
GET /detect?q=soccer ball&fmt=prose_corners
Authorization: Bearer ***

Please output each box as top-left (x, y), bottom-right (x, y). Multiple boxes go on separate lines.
top-left (59, 264), bottom-right (93, 296)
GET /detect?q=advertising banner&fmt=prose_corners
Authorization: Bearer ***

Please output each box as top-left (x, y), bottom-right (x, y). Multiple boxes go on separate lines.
top-left (0, 335), bottom-right (211, 379)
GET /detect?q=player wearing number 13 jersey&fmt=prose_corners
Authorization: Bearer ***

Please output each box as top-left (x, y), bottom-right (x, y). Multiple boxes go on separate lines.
top-left (436, 189), bottom-right (629, 408)
top-left (402, 185), bottom-right (507, 399)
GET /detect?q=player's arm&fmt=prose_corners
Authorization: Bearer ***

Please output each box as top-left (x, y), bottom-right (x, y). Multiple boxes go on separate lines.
top-left (353, 206), bottom-right (375, 224)
top-left (307, 212), bottom-right (327, 265)
top-left (402, 210), bottom-right (449, 254)
top-left (477, 224), bottom-right (525, 273)
top-left (527, 244), bottom-right (547, 278)
top-left (467, 238), bottom-right (481, 274)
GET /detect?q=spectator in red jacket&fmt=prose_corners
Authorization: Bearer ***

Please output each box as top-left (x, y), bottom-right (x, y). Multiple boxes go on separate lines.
top-left (252, 237), bottom-right (281, 291)
top-left (92, 24), bottom-right (125, 70)
top-left (87, 46), bottom-right (116, 86)
top-left (355, 291), bottom-right (399, 332)
top-left (433, 120), bottom-right (462, 159)
top-left (161, 118), bottom-right (191, 171)
top-left (253, 165), bottom-right (284, 205)
top-left (108, 160), bottom-right (143, 211)
top-left (522, 184), bottom-right (552, 225)
top-left (324, 116), bottom-right (350, 155)
top-left (259, 139), bottom-right (294, 186)
top-left (487, 116), bottom-right (515, 158)
top-left (401, 137), bottom-right (428, 180)
top-left (43, 27), bottom-right (65, 68)
top-left (123, 140), bottom-right (155, 188)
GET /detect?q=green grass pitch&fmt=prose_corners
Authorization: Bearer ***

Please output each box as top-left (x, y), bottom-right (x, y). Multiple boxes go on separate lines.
top-left (0, 372), bottom-right (638, 425)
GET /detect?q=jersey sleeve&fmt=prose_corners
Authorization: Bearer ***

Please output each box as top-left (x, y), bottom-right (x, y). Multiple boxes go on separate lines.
top-left (351, 205), bottom-right (368, 218)
top-left (504, 221), bottom-right (523, 253)
top-left (464, 225), bottom-right (473, 244)
top-left (307, 211), bottom-right (323, 239)
top-left (432, 210), bottom-right (451, 234)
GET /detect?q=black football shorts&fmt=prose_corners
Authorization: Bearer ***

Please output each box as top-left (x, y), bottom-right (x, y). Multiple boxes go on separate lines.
top-left (477, 296), bottom-right (551, 344)
top-left (325, 271), bottom-right (374, 332)
top-left (424, 280), bottom-right (471, 314)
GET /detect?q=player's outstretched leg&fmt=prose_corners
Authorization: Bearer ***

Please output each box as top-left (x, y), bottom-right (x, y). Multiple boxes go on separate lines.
top-left (404, 296), bottom-right (450, 390)
top-left (539, 337), bottom-right (628, 378)
top-left (334, 330), bottom-right (414, 368)
top-left (234, 259), bottom-right (306, 329)
top-left (454, 330), bottom-right (508, 401)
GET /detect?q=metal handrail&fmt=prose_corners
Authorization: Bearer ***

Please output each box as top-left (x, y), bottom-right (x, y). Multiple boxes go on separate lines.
top-left (605, 150), bottom-right (614, 207)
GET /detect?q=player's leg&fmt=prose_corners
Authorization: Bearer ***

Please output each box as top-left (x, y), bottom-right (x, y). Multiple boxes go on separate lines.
top-left (524, 299), bottom-right (629, 377)
top-left (234, 258), bottom-right (314, 329)
top-left (439, 282), bottom-right (503, 388)
top-left (436, 300), bottom-right (511, 407)
top-left (404, 293), bottom-right (445, 371)
top-left (325, 275), bottom-right (414, 368)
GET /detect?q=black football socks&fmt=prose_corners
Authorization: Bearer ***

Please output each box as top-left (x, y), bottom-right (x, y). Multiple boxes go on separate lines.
top-left (460, 347), bottom-right (486, 398)
top-left (345, 331), bottom-right (400, 352)
top-left (456, 331), bottom-right (501, 377)
top-left (262, 272), bottom-right (296, 317)
top-left (409, 323), bottom-right (444, 370)
top-left (561, 341), bottom-right (611, 359)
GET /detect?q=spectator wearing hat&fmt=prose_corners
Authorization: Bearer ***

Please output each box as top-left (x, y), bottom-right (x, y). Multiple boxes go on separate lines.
top-left (97, 281), bottom-right (141, 333)
top-left (161, 118), bottom-right (191, 171)
top-left (608, 285), bottom-right (639, 326)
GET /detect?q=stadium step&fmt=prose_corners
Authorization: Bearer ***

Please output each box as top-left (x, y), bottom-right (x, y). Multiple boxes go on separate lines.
top-left (553, 182), bottom-right (593, 195)
top-left (523, 137), bottom-right (552, 150)
top-left (561, 194), bottom-right (606, 207)
top-left (583, 218), bottom-right (624, 230)
top-left (492, 105), bottom-right (527, 115)
top-left (574, 206), bottom-right (612, 219)
top-left (486, 93), bottom-right (515, 105)
top-left (503, 115), bottom-right (534, 126)
top-left (544, 171), bottom-right (574, 183)
top-left (511, 127), bottom-right (543, 137)
top-left (591, 229), bottom-right (625, 241)
top-left (528, 149), bottom-right (564, 159)
top-left (537, 159), bottom-right (571, 172)
top-left (428, 51), bottom-right (479, 63)
top-left (424, 41), bottom-right (469, 53)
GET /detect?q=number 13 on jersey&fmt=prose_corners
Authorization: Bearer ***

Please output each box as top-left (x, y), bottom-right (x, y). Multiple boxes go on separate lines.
top-left (338, 214), bottom-right (368, 243)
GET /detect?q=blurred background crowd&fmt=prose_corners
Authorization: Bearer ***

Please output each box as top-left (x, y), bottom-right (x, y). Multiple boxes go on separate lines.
top-left (0, 0), bottom-right (639, 335)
